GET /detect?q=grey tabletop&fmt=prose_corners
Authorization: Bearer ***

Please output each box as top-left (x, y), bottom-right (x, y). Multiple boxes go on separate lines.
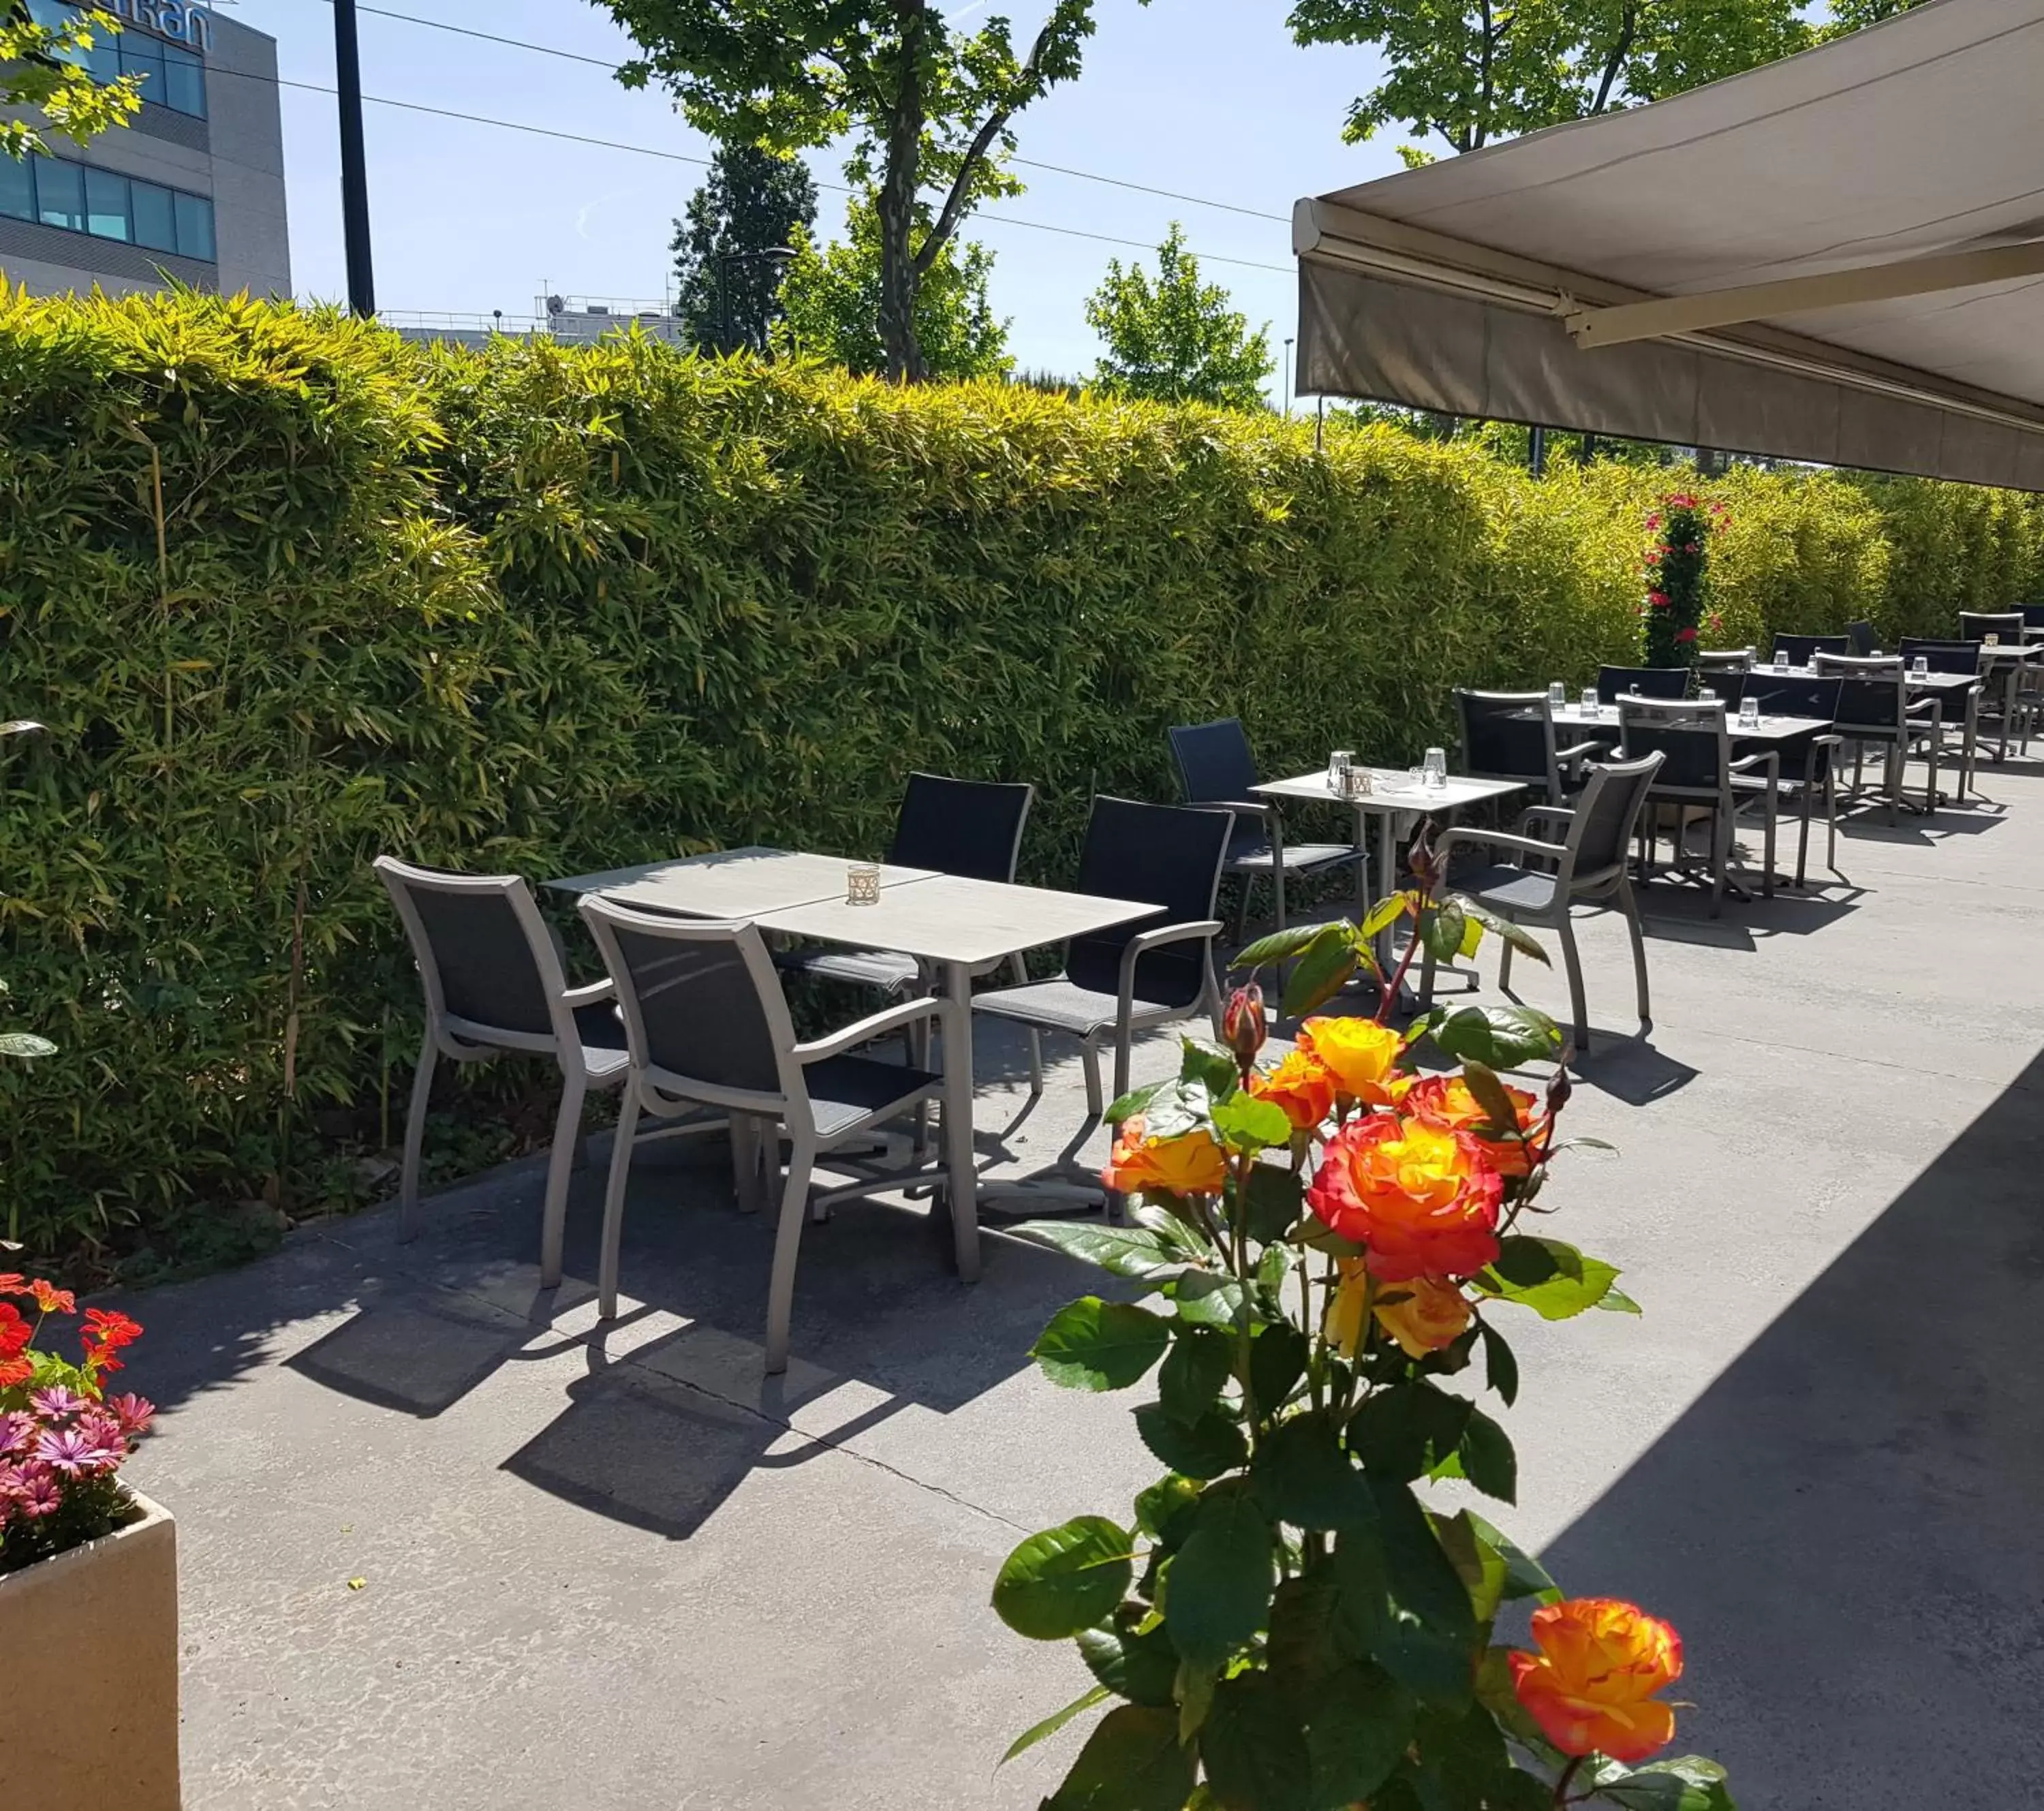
top-left (752, 871), bottom-right (1159, 970)
top-left (1253, 768), bottom-right (1526, 812)
top-left (1551, 704), bottom-right (1831, 741)
top-left (545, 845), bottom-right (934, 916)
top-left (1750, 664), bottom-right (1979, 691)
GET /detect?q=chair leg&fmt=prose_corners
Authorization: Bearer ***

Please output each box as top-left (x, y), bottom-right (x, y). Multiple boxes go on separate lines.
top-left (1079, 1042), bottom-right (1104, 1121)
top-left (1760, 795), bottom-right (1777, 898)
top-left (540, 1068), bottom-right (588, 1290)
top-left (764, 1132), bottom-right (817, 1376)
top-left (1112, 1021), bottom-right (1134, 1108)
top-left (1708, 808), bottom-right (1726, 918)
top-left (1795, 788), bottom-right (1813, 889)
top-left (1498, 935), bottom-right (1515, 996)
top-left (1827, 767), bottom-right (1840, 873)
top-left (1008, 953), bottom-right (1043, 1095)
top-left (596, 1089), bottom-right (641, 1319)
top-left (730, 1112), bottom-right (763, 1213)
top-left (1619, 880), bottom-right (1650, 1032)
top-left (1557, 914), bottom-right (1590, 1055)
top-left (1273, 860), bottom-right (1287, 933)
top-left (398, 1030), bottom-right (437, 1242)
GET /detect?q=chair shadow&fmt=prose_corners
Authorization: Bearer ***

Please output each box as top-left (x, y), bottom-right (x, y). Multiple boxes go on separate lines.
top-left (1568, 1034), bottom-right (1699, 1105)
top-left (285, 1294), bottom-right (568, 1419)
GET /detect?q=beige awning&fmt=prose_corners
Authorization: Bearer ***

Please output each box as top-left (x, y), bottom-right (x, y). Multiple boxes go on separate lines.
top-left (1294, 0), bottom-right (2044, 489)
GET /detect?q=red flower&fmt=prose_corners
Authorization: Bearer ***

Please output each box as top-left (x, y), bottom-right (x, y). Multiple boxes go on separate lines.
top-left (1664, 492), bottom-right (1698, 510)
top-left (80, 1307), bottom-right (142, 1375)
top-left (0, 1356), bottom-right (31, 1389)
top-left (1675, 626), bottom-right (1699, 644)
top-left (1306, 1115), bottom-right (1504, 1282)
top-left (1647, 591), bottom-right (1670, 608)
top-left (0, 1303), bottom-right (28, 1361)
top-left (0, 1275), bottom-right (25, 1295)
top-left (27, 1280), bottom-right (74, 1316)
top-left (1644, 512), bottom-right (1662, 531)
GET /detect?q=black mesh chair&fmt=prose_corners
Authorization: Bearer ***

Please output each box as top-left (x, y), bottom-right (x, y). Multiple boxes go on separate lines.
top-left (1697, 668), bottom-right (1749, 707)
top-left (1425, 754), bottom-right (1663, 1054)
top-left (1735, 674), bottom-right (1847, 886)
top-left (1619, 698), bottom-right (1777, 916)
top-left (578, 899), bottom-right (947, 1374)
top-left (1167, 719), bottom-right (1355, 935)
top-left (1596, 665), bottom-right (1689, 703)
top-left (1959, 611), bottom-right (2036, 757)
top-left (1898, 638), bottom-right (1984, 799)
top-left (1772, 632), bottom-right (1848, 667)
top-left (2018, 604), bottom-right (2044, 634)
top-left (1697, 647), bottom-right (1755, 673)
top-left (972, 796), bottom-right (1233, 1119)
top-left (776, 772), bottom-right (1038, 1085)
top-left (1814, 653), bottom-right (1942, 820)
top-left (1845, 620), bottom-right (1879, 656)
top-left (1454, 690), bottom-right (1608, 806)
top-left (375, 857), bottom-right (630, 1285)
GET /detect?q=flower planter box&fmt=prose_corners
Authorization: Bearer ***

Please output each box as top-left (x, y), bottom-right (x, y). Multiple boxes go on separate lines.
top-left (0, 1489), bottom-right (181, 1809)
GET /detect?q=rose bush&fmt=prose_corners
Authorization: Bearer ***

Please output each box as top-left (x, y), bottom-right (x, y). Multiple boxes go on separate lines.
top-left (1643, 493), bottom-right (1725, 675)
top-left (991, 836), bottom-right (1734, 1808)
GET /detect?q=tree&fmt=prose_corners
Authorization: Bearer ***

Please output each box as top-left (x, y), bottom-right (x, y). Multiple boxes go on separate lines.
top-left (1287, 0), bottom-right (1810, 159)
top-left (773, 189), bottom-right (1010, 383)
top-left (1084, 225), bottom-right (1273, 409)
top-left (594, 0), bottom-right (1126, 382)
top-left (1823, 0), bottom-right (1930, 36)
top-left (3, 4), bottom-right (140, 161)
top-left (671, 143), bottom-right (817, 356)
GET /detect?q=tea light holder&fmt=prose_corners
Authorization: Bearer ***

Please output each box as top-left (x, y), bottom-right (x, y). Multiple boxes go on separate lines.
top-left (846, 862), bottom-right (882, 906)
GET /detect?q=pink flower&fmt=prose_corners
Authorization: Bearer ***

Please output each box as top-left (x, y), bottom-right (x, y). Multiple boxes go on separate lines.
top-left (28, 1384), bottom-right (87, 1421)
top-left (1647, 590), bottom-right (1670, 607)
top-left (15, 1464), bottom-right (61, 1517)
top-left (107, 1394), bottom-right (155, 1440)
top-left (1683, 542), bottom-right (1700, 555)
top-left (0, 1410), bottom-right (31, 1456)
top-left (35, 1421), bottom-right (121, 1476)
top-left (1645, 512), bottom-right (1662, 531)
top-left (1675, 626), bottom-right (1699, 644)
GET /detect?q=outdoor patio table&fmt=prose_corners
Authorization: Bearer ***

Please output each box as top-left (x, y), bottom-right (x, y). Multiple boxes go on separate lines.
top-left (546, 845), bottom-right (935, 915)
top-left (749, 873), bottom-right (1159, 1278)
top-left (1552, 703), bottom-right (1833, 745)
top-left (1250, 768), bottom-right (1526, 978)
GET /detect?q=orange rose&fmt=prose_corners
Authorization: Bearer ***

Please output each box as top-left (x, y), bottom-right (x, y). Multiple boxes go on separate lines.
top-left (1250, 1049), bottom-right (1337, 1132)
top-left (1373, 1274), bottom-right (1473, 1357)
top-left (1102, 1115), bottom-right (1228, 1196)
top-left (1297, 1017), bottom-right (1410, 1109)
top-left (1403, 1072), bottom-right (1545, 1178)
top-left (1305, 1115), bottom-right (1502, 1282)
top-left (1509, 1598), bottom-right (1684, 1763)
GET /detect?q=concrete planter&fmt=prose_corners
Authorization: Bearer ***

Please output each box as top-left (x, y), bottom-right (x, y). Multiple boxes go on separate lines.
top-left (0, 1489), bottom-right (181, 1809)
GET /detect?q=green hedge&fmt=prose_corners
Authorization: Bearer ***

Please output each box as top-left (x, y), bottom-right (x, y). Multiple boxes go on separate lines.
top-left (1, 288), bottom-right (2038, 1268)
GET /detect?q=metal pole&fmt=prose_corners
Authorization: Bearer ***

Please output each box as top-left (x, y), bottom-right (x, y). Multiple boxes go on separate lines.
top-left (1530, 424), bottom-right (1547, 476)
top-left (1282, 337), bottom-right (1294, 416)
top-left (333, 0), bottom-right (375, 316)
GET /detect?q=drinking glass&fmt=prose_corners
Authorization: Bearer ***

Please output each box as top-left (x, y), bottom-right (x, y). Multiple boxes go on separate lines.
top-left (1423, 747), bottom-right (1448, 788)
top-left (1774, 649), bottom-right (1790, 670)
top-left (1911, 655), bottom-right (1929, 677)
top-left (1547, 681), bottom-right (1567, 709)
top-left (846, 862), bottom-right (882, 906)
top-left (1579, 687), bottom-right (1598, 718)
top-left (1328, 749), bottom-right (1353, 792)
top-left (1738, 697), bottom-right (1761, 729)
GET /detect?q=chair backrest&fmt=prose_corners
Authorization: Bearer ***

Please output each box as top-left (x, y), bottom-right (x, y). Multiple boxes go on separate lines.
top-left (1697, 647), bottom-right (1754, 672)
top-left (1617, 696), bottom-right (1728, 793)
top-left (1168, 719), bottom-right (1260, 807)
top-left (888, 772), bottom-right (1034, 884)
top-left (1563, 752), bottom-right (1663, 885)
top-left (1067, 796), bottom-right (1233, 1008)
top-left (1814, 653), bottom-right (1906, 729)
top-left (1844, 619), bottom-right (1878, 656)
top-left (1455, 690), bottom-right (1557, 790)
top-left (1959, 610), bottom-right (2024, 643)
top-left (1739, 674), bottom-right (1844, 723)
top-left (1696, 669), bottom-right (1749, 706)
top-left (1773, 632), bottom-right (1847, 666)
top-left (2018, 604), bottom-right (2044, 631)
top-left (576, 899), bottom-right (796, 1107)
top-left (1597, 664), bottom-right (1689, 703)
top-left (1898, 636), bottom-right (1985, 676)
top-left (375, 856), bottom-right (569, 1053)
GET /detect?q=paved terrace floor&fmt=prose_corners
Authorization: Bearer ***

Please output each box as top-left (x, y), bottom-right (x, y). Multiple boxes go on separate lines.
top-left (125, 763), bottom-right (2044, 1810)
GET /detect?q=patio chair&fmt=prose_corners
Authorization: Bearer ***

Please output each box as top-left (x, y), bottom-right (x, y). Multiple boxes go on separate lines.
top-left (1771, 632), bottom-right (1848, 668)
top-left (1697, 647), bottom-right (1755, 673)
top-left (1454, 690), bottom-right (1609, 806)
top-left (1898, 638), bottom-right (1984, 797)
top-left (375, 856), bottom-right (630, 1286)
top-left (1168, 718), bottom-right (1356, 935)
top-left (1422, 752), bottom-right (1663, 1055)
top-left (1845, 620), bottom-right (1879, 656)
top-left (1618, 697), bottom-right (1778, 916)
top-left (578, 899), bottom-right (946, 1375)
top-left (1696, 669), bottom-right (1750, 707)
top-left (1814, 653), bottom-right (1942, 820)
top-left (2017, 604), bottom-right (2044, 636)
top-left (1733, 674), bottom-right (1847, 886)
top-left (971, 796), bottom-right (1233, 1119)
top-left (1596, 664), bottom-right (1689, 703)
top-left (775, 772), bottom-right (1040, 1087)
top-left (1959, 611), bottom-right (2037, 756)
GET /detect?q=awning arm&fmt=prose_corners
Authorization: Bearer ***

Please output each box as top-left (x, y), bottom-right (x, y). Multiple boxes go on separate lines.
top-left (1564, 241), bottom-right (2044, 349)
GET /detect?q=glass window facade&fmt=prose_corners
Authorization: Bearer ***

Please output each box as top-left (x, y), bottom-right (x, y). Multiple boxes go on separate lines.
top-left (3, 157), bottom-right (216, 263)
top-left (26, 0), bottom-right (207, 119)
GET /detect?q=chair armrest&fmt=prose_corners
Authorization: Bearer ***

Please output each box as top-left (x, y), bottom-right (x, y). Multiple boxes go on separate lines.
top-left (1553, 740), bottom-right (1609, 765)
top-left (1517, 805), bottom-right (1576, 835)
top-left (1905, 696), bottom-right (1942, 723)
top-left (1117, 920), bottom-right (1226, 1026)
top-left (562, 979), bottom-right (615, 1010)
top-left (793, 995), bottom-right (944, 1066)
top-left (1207, 797), bottom-right (1275, 819)
top-left (1439, 825), bottom-right (1568, 865)
top-left (1728, 752), bottom-right (1779, 777)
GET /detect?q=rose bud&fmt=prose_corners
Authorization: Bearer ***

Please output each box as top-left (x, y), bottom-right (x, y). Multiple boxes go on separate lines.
top-left (1222, 984), bottom-right (1267, 1064)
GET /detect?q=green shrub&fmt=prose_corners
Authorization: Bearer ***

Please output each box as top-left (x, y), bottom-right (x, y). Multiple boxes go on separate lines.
top-left (0, 287), bottom-right (2035, 1269)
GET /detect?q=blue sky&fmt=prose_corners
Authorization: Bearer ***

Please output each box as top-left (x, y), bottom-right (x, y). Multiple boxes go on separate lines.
top-left (222, 0), bottom-right (1405, 392)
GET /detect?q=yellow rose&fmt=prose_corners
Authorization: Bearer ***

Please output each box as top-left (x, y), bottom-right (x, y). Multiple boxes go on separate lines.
top-left (1297, 1017), bottom-right (1410, 1108)
top-left (1373, 1274), bottom-right (1474, 1357)
top-left (1101, 1116), bottom-right (1228, 1196)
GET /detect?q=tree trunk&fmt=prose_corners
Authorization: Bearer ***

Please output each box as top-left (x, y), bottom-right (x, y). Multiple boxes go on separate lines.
top-left (877, 4), bottom-right (929, 383)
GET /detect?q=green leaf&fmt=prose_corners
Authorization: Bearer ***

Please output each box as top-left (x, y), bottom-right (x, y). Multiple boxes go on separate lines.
top-left (1478, 1323), bottom-right (1519, 1408)
top-left (1014, 1222), bottom-right (1191, 1284)
top-left (1241, 1163), bottom-right (1302, 1245)
top-left (1032, 1298), bottom-right (1173, 1391)
top-left (993, 1517), bottom-right (1135, 1641)
top-left (1492, 1235), bottom-right (1578, 1286)
top-left (1253, 1240), bottom-right (1292, 1303)
top-left (1250, 1408), bottom-right (1376, 1530)
top-left (1164, 1483), bottom-right (1275, 1671)
top-left (1077, 1621), bottom-right (1179, 1708)
top-left (1134, 1402), bottom-right (1249, 1480)
top-left (1267, 1568), bottom-right (1346, 1693)
top-left (1177, 1657), bottom-right (1219, 1744)
top-left (1455, 897), bottom-right (1551, 965)
top-left (1598, 1286), bottom-right (1643, 1316)
top-left (1430, 1004), bottom-right (1565, 1069)
top-left (1350, 1381), bottom-right (1474, 1482)
top-left (1248, 1319), bottom-right (1309, 1414)
top-left (1199, 1672), bottom-right (1311, 1811)
top-left (1457, 1061), bottom-right (1526, 1139)
top-left (1591, 1757), bottom-right (1736, 1811)
top-left (0, 1032), bottom-right (57, 1059)
top-left (1369, 1476), bottom-right (1478, 1707)
top-left (1181, 1038), bottom-right (1241, 1100)
top-left (1134, 1474), bottom-right (1203, 1549)
top-left (1358, 891), bottom-right (1411, 939)
top-left (1421, 900), bottom-right (1467, 965)
top-left (1001, 1684), bottom-right (1112, 1763)
top-left (1236, 922), bottom-right (1335, 968)
top-left (1104, 1077), bottom-right (1173, 1125)
top-left (1434, 1510), bottom-right (1510, 1626)
top-left (1211, 1090), bottom-right (1292, 1153)
top-left (1455, 1406), bottom-right (1517, 1504)
top-left (1301, 1662), bottom-right (1415, 1808)
top-left (1043, 1703), bottom-right (1197, 1811)
top-left (1481, 1251), bottom-right (1624, 1322)
top-left (1157, 1325), bottom-right (1233, 1425)
top-left (1463, 1513), bottom-right (1560, 1605)
top-left (1173, 1271), bottom-right (1248, 1331)
top-left (1280, 924), bottom-right (1362, 1018)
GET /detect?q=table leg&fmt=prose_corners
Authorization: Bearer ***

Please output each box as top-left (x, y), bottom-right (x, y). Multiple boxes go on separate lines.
top-left (940, 959), bottom-right (981, 1283)
top-left (1352, 803), bottom-right (1372, 920)
top-left (1375, 809), bottom-right (1400, 976)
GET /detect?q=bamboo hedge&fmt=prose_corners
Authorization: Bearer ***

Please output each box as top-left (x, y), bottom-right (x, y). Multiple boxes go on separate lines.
top-left (1, 287), bottom-right (2038, 1271)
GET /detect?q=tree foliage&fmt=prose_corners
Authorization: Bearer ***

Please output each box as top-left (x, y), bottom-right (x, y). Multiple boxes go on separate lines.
top-left (774, 189), bottom-right (1010, 382)
top-left (1822, 0), bottom-right (1930, 35)
top-left (1287, 0), bottom-right (1811, 157)
top-left (2, 4), bottom-right (140, 160)
top-left (671, 143), bottom-right (817, 356)
top-left (595, 0), bottom-right (1123, 382)
top-left (1085, 225), bottom-right (1273, 411)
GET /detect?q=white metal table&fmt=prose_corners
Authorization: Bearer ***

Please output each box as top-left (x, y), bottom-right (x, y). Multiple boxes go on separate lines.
top-left (547, 845), bottom-right (934, 914)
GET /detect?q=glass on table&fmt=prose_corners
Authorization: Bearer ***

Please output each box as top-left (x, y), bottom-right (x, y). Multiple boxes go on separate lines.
top-left (1327, 749), bottom-right (1353, 792)
top-left (1774, 649), bottom-right (1791, 670)
top-left (1547, 681), bottom-right (1567, 709)
top-left (846, 862), bottom-right (882, 906)
top-left (1911, 655), bottom-right (1930, 677)
top-left (1737, 696), bottom-right (1761, 730)
top-left (1985, 632), bottom-right (2001, 649)
top-left (1422, 746), bottom-right (1448, 788)
top-left (1579, 687), bottom-right (1598, 719)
